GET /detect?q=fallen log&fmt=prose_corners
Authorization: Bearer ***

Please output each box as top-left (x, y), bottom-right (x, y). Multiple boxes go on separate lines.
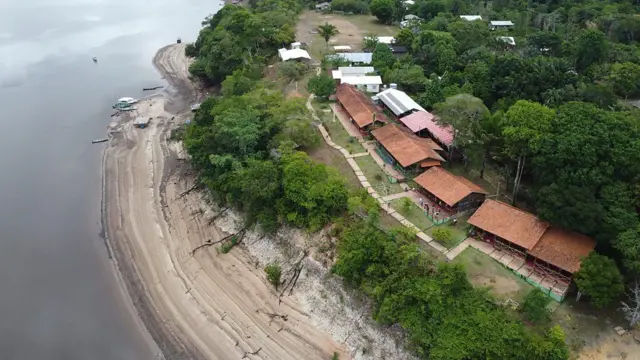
top-left (241, 347), bottom-right (262, 359)
top-left (178, 181), bottom-right (203, 198)
top-left (190, 228), bottom-right (246, 255)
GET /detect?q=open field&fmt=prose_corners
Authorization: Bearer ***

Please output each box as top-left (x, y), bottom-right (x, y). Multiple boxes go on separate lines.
top-left (296, 11), bottom-right (398, 60)
top-left (453, 247), bottom-right (532, 303)
top-left (308, 141), bottom-right (362, 190)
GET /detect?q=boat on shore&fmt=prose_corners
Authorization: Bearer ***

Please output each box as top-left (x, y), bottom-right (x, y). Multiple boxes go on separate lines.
top-left (113, 97), bottom-right (139, 109)
top-left (92, 138), bottom-right (108, 144)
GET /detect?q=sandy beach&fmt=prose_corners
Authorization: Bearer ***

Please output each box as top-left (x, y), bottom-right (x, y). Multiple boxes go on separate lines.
top-left (102, 43), bottom-right (351, 360)
top-left (103, 44), bottom-right (416, 360)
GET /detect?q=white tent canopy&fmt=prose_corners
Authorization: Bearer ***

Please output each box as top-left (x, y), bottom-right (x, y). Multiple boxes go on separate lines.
top-left (278, 48), bottom-right (311, 61)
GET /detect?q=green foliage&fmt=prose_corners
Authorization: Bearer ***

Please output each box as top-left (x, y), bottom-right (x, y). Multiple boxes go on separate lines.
top-left (521, 288), bottom-right (551, 324)
top-left (372, 43), bottom-right (396, 70)
top-left (432, 227), bottom-right (453, 244)
top-left (220, 236), bottom-right (239, 253)
top-left (330, 0), bottom-right (367, 14)
top-left (401, 197), bottom-right (412, 213)
top-left (575, 253), bottom-right (624, 308)
top-left (307, 74), bottom-right (336, 98)
top-left (369, 0), bottom-right (396, 24)
top-left (318, 22), bottom-right (339, 45)
top-left (184, 43), bottom-right (198, 57)
top-left (333, 220), bottom-right (569, 359)
top-left (575, 29), bottom-right (608, 72)
top-left (189, 3), bottom-right (299, 84)
top-left (434, 94), bottom-right (490, 151)
top-left (614, 224), bottom-right (640, 275)
top-left (264, 263), bottom-right (282, 288)
top-left (385, 64), bottom-right (427, 93)
top-left (278, 61), bottom-right (308, 81)
top-left (608, 62), bottom-right (640, 98)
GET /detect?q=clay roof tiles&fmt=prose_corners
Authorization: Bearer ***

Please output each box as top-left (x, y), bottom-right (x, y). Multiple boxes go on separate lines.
top-left (335, 84), bottom-right (386, 128)
top-left (414, 167), bottom-right (487, 207)
top-left (371, 123), bottom-right (445, 168)
top-left (467, 199), bottom-right (549, 250)
top-left (529, 228), bottom-right (596, 274)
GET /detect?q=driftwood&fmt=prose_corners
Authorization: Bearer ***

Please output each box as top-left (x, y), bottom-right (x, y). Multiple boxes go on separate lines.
top-left (207, 206), bottom-right (230, 225)
top-left (178, 182), bottom-right (203, 198)
top-left (265, 312), bottom-right (288, 325)
top-left (279, 250), bottom-right (308, 298)
top-left (190, 228), bottom-right (247, 255)
top-left (241, 347), bottom-right (262, 359)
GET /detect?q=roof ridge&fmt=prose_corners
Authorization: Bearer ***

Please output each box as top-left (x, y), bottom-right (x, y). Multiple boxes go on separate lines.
top-left (486, 199), bottom-right (546, 223)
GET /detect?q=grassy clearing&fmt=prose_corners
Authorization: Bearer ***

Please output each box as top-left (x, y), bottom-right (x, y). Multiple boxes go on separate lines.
top-left (453, 247), bottom-right (532, 303)
top-left (355, 156), bottom-right (404, 194)
top-left (425, 217), bottom-right (469, 249)
top-left (390, 198), bottom-right (434, 230)
top-left (308, 140), bottom-right (361, 190)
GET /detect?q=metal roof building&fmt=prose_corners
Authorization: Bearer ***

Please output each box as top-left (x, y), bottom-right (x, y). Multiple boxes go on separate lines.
top-left (326, 53), bottom-right (373, 64)
top-left (374, 88), bottom-right (425, 117)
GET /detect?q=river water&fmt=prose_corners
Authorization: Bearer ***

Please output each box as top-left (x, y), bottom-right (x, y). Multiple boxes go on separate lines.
top-left (0, 0), bottom-right (221, 358)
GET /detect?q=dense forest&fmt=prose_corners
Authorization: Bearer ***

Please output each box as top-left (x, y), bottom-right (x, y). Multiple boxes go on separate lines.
top-left (181, 0), bottom-right (640, 358)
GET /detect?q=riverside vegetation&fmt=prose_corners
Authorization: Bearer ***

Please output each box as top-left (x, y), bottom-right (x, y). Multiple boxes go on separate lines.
top-left (182, 0), bottom-right (575, 358)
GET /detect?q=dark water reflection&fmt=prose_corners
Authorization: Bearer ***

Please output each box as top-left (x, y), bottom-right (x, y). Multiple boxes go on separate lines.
top-left (0, 0), bottom-right (221, 358)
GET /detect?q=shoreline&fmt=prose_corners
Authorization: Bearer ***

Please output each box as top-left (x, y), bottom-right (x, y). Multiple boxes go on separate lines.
top-left (100, 44), bottom-right (354, 360)
top-left (101, 44), bottom-right (204, 360)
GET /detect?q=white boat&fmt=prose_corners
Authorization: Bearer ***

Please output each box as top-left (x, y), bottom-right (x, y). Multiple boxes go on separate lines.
top-left (113, 97), bottom-right (139, 109)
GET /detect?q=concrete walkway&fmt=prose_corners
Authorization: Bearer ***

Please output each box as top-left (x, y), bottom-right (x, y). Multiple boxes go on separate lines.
top-left (329, 103), bottom-right (362, 138)
top-left (306, 92), bottom-right (450, 255)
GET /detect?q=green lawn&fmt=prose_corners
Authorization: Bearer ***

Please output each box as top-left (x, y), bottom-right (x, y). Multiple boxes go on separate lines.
top-left (390, 198), bottom-right (434, 230)
top-left (316, 109), bottom-right (366, 154)
top-left (453, 247), bottom-right (532, 303)
top-left (425, 216), bottom-right (469, 249)
top-left (355, 156), bottom-right (404, 194)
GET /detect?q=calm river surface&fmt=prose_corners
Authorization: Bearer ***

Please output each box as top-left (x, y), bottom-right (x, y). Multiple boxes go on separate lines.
top-left (0, 0), bottom-right (220, 358)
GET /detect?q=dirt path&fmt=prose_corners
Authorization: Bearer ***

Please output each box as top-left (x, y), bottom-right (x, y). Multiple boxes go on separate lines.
top-left (103, 45), bottom-right (350, 360)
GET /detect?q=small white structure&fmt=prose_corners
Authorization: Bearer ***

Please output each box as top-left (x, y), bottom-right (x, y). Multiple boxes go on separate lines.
top-left (376, 36), bottom-right (395, 44)
top-left (333, 45), bottom-right (352, 52)
top-left (460, 15), bottom-right (482, 21)
top-left (374, 88), bottom-right (425, 117)
top-left (315, 2), bottom-right (330, 11)
top-left (326, 53), bottom-right (373, 65)
top-left (332, 66), bottom-right (375, 79)
top-left (490, 20), bottom-right (515, 30)
top-left (291, 41), bottom-right (302, 49)
top-left (403, 0), bottom-right (415, 6)
top-left (404, 14), bottom-right (421, 21)
top-left (339, 76), bottom-right (383, 93)
top-left (497, 36), bottom-right (516, 46)
top-left (278, 48), bottom-right (311, 61)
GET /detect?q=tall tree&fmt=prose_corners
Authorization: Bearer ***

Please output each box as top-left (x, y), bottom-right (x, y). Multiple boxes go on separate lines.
top-left (317, 22), bottom-right (339, 47)
top-left (434, 94), bottom-right (490, 160)
top-left (369, 0), bottom-right (397, 24)
top-left (575, 253), bottom-right (624, 308)
top-left (608, 62), bottom-right (640, 98)
top-left (502, 100), bottom-right (554, 203)
top-left (372, 42), bottom-right (396, 70)
top-left (575, 29), bottom-right (607, 72)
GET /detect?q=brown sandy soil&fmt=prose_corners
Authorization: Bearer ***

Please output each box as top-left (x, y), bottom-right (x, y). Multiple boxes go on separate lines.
top-left (103, 44), bottom-right (415, 360)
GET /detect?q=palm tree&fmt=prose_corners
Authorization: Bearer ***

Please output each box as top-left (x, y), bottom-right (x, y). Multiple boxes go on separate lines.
top-left (318, 22), bottom-right (339, 47)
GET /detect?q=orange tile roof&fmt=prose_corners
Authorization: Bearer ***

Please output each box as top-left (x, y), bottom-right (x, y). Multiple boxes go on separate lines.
top-left (335, 84), bottom-right (386, 128)
top-left (468, 199), bottom-right (549, 250)
top-left (371, 124), bottom-right (445, 168)
top-left (529, 228), bottom-right (596, 273)
top-left (414, 167), bottom-right (487, 207)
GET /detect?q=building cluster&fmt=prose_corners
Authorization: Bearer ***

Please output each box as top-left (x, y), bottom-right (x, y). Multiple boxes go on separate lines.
top-left (281, 16), bottom-right (583, 300)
